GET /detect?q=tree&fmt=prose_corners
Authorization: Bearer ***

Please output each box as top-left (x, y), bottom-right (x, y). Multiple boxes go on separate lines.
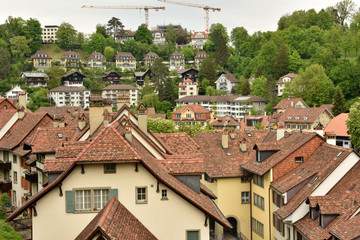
top-left (156, 100), bottom-right (173, 113)
top-left (56, 22), bottom-right (77, 50)
top-left (206, 86), bottom-right (216, 96)
top-left (10, 36), bottom-right (29, 59)
top-left (151, 57), bottom-right (169, 89)
top-left (107, 17), bottom-right (124, 38)
top-left (82, 33), bottom-right (106, 55)
top-left (250, 76), bottom-right (268, 99)
top-left (96, 24), bottom-right (109, 38)
top-left (0, 220), bottom-right (22, 240)
top-left (140, 77), bottom-right (155, 97)
top-left (28, 88), bottom-right (51, 111)
top-left (0, 193), bottom-right (10, 220)
top-left (134, 24), bottom-right (153, 44)
top-left (209, 23), bottom-right (229, 48)
top-left (165, 25), bottom-right (177, 45)
top-left (76, 32), bottom-right (85, 47)
top-left (123, 40), bottom-right (139, 59)
top-left (0, 49), bottom-right (11, 79)
top-left (104, 46), bottom-right (115, 62)
top-left (257, 41), bottom-right (278, 77)
top-left (181, 46), bottom-right (195, 61)
top-left (332, 87), bottom-right (347, 116)
top-left (346, 100), bottom-right (360, 149)
top-left (284, 64), bottom-right (335, 106)
top-left (24, 18), bottom-right (42, 54)
top-left (341, 30), bottom-right (354, 58)
top-left (215, 34), bottom-right (228, 67)
top-left (158, 78), bottom-right (176, 106)
top-left (5, 16), bottom-right (26, 38)
top-left (241, 78), bottom-right (251, 95)
top-left (231, 27), bottom-right (250, 56)
top-left (199, 56), bottom-right (217, 85)
top-left (335, 0), bottom-right (356, 25)
top-left (288, 50), bottom-right (303, 73)
top-left (176, 28), bottom-right (190, 45)
top-left (45, 66), bottom-right (65, 90)
top-left (147, 118), bottom-right (176, 133)
top-left (273, 43), bottom-right (289, 80)
top-left (142, 93), bottom-right (159, 108)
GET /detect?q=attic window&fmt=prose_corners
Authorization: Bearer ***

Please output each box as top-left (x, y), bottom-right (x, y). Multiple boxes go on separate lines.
top-left (227, 152), bottom-right (231, 156)
top-left (309, 176), bottom-right (318, 185)
top-left (300, 171), bottom-right (310, 177)
top-left (295, 117), bottom-right (300, 120)
top-left (348, 184), bottom-right (356, 191)
top-left (294, 168), bottom-right (304, 175)
top-left (295, 156), bottom-right (304, 163)
top-left (304, 117), bottom-right (308, 120)
top-left (336, 151), bottom-right (343, 158)
top-left (287, 116), bottom-right (292, 120)
top-left (57, 133), bottom-right (63, 139)
top-left (246, 132), bottom-right (252, 137)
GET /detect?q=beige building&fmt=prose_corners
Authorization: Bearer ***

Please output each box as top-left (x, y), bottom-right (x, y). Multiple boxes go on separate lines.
top-left (143, 52), bottom-right (159, 66)
top-left (190, 32), bottom-right (209, 49)
top-left (102, 84), bottom-right (138, 108)
top-left (61, 51), bottom-right (81, 71)
top-left (169, 52), bottom-right (185, 71)
top-left (87, 51), bottom-right (105, 68)
top-left (178, 78), bottom-right (198, 99)
top-left (195, 51), bottom-right (206, 69)
top-left (172, 104), bottom-right (212, 127)
top-left (41, 25), bottom-right (58, 43)
top-left (273, 98), bottom-right (308, 114)
top-left (115, 52), bottom-right (136, 71)
top-left (277, 73), bottom-right (298, 97)
top-left (31, 50), bottom-right (52, 71)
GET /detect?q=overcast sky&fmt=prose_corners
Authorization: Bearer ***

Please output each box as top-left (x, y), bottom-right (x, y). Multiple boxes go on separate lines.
top-left (0, 0), bottom-right (346, 35)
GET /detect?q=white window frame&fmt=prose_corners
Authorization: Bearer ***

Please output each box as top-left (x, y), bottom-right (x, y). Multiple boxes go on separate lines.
top-left (136, 187), bottom-right (147, 204)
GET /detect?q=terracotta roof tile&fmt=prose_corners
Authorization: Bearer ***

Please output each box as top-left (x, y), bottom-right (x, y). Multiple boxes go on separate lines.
top-left (240, 115), bottom-right (270, 129)
top-left (115, 52), bottom-right (135, 60)
top-left (172, 104), bottom-right (211, 121)
top-left (0, 109), bottom-right (17, 130)
top-left (157, 158), bottom-right (204, 175)
top-left (75, 197), bottom-right (157, 240)
top-left (210, 116), bottom-right (240, 127)
top-left (324, 113), bottom-right (349, 137)
top-left (274, 98), bottom-right (308, 110)
top-left (278, 107), bottom-right (329, 123)
top-left (277, 73), bottom-right (298, 84)
top-left (44, 158), bottom-right (76, 173)
top-left (87, 51), bottom-right (105, 60)
top-left (103, 84), bottom-right (137, 90)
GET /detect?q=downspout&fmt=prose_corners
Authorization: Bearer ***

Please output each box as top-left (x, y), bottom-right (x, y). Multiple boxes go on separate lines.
top-left (269, 187), bottom-right (272, 240)
top-left (250, 177), bottom-right (253, 240)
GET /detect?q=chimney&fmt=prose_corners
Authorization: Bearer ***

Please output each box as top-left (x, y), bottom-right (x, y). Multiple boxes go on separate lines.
top-left (239, 138), bottom-right (247, 152)
top-left (229, 129), bottom-right (235, 139)
top-left (123, 118), bottom-right (132, 143)
top-left (222, 131), bottom-right (229, 149)
top-left (17, 106), bottom-right (25, 119)
top-left (313, 123), bottom-right (324, 137)
top-left (53, 115), bottom-right (65, 127)
top-left (103, 109), bottom-right (112, 127)
top-left (89, 95), bottom-right (112, 135)
top-left (277, 121), bottom-right (285, 141)
top-left (78, 113), bottom-right (86, 130)
top-left (291, 101), bottom-right (294, 107)
top-left (18, 91), bottom-right (27, 111)
top-left (116, 92), bottom-right (130, 111)
top-left (137, 103), bottom-right (147, 133)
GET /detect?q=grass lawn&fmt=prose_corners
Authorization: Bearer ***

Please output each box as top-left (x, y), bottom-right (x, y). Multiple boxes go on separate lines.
top-left (40, 44), bottom-right (87, 61)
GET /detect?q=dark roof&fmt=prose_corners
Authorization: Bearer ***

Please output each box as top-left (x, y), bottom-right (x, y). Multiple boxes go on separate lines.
top-left (87, 51), bottom-right (105, 60)
top-left (75, 197), bottom-right (158, 240)
top-left (62, 71), bottom-right (85, 78)
top-left (61, 51), bottom-right (80, 59)
top-left (219, 72), bottom-right (239, 83)
top-left (31, 50), bottom-right (52, 59)
top-left (115, 52), bottom-right (135, 60)
top-left (277, 73), bottom-right (298, 84)
top-left (210, 116), bottom-right (240, 127)
top-left (170, 52), bottom-right (184, 59)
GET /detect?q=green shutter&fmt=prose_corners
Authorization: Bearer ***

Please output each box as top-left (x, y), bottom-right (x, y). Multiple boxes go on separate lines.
top-left (109, 189), bottom-right (118, 200)
top-left (187, 231), bottom-right (199, 240)
top-left (65, 190), bottom-right (75, 213)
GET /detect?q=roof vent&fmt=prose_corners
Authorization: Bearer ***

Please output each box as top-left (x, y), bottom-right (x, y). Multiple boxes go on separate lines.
top-left (300, 170), bottom-right (310, 177)
top-left (348, 184), bottom-right (356, 191)
top-left (294, 168), bottom-right (304, 175)
top-left (227, 152), bottom-right (231, 156)
top-left (336, 151), bottom-right (343, 158)
top-left (309, 176), bottom-right (318, 185)
top-left (57, 133), bottom-right (63, 139)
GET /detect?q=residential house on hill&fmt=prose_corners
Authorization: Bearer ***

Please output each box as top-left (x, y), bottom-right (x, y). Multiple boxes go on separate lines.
top-left (178, 79), bottom-right (198, 99)
top-left (115, 52), bottom-right (136, 72)
top-left (87, 52), bottom-right (105, 69)
top-left (273, 98), bottom-right (308, 114)
top-left (240, 115), bottom-right (270, 130)
top-left (152, 30), bottom-right (166, 45)
top-left (49, 86), bottom-right (91, 109)
top-left (277, 73), bottom-right (298, 97)
top-left (61, 51), bottom-right (81, 70)
top-left (5, 86), bottom-right (28, 103)
top-left (41, 25), bottom-right (58, 43)
top-left (209, 116), bottom-right (240, 130)
top-left (169, 52), bottom-right (185, 71)
top-left (190, 32), bottom-right (209, 49)
top-left (22, 72), bottom-right (48, 88)
top-left (194, 51), bottom-right (206, 69)
top-left (102, 84), bottom-right (138, 108)
top-left (7, 105), bottom-right (230, 240)
top-left (172, 104), bottom-right (212, 127)
top-left (103, 71), bottom-right (121, 85)
top-left (135, 69), bottom-right (152, 87)
top-left (62, 71), bottom-right (85, 87)
top-left (176, 95), bottom-right (268, 121)
top-left (277, 107), bottom-right (333, 132)
top-left (31, 50), bottom-right (52, 71)
top-left (215, 72), bottom-right (239, 94)
top-left (144, 52), bottom-right (159, 66)
top-left (178, 68), bottom-right (199, 82)
top-left (115, 30), bottom-right (134, 44)
top-left (324, 113), bottom-right (352, 148)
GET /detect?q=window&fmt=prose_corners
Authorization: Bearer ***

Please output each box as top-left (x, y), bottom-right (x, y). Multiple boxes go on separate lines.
top-left (320, 214), bottom-right (324, 227)
top-left (186, 113), bottom-right (192, 118)
top-left (93, 189), bottom-right (110, 209)
top-left (295, 156), bottom-right (304, 163)
top-left (273, 191), bottom-right (284, 208)
top-left (75, 190), bottom-right (91, 211)
top-left (176, 113), bottom-right (180, 118)
top-left (252, 217), bottom-right (264, 238)
top-left (136, 187), bottom-right (147, 204)
top-left (3, 151), bottom-right (9, 162)
top-left (13, 155), bottom-right (17, 164)
top-left (13, 171), bottom-right (17, 184)
top-left (273, 214), bottom-right (285, 236)
top-left (253, 174), bottom-right (264, 188)
top-left (187, 230), bottom-right (199, 240)
top-left (197, 113), bottom-right (202, 118)
top-left (3, 105), bottom-right (7, 110)
top-left (254, 193), bottom-right (265, 210)
top-left (241, 192), bottom-right (250, 204)
top-left (104, 163), bottom-right (116, 173)
top-left (161, 189), bottom-right (168, 200)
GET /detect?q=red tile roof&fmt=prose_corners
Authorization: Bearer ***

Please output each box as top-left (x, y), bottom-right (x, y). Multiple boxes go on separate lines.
top-left (277, 107), bottom-right (330, 124)
top-left (324, 113), bottom-right (349, 137)
top-left (61, 51), bottom-right (80, 60)
top-left (191, 32), bottom-right (209, 39)
top-left (172, 104), bottom-right (211, 121)
top-left (277, 73), bottom-right (298, 84)
top-left (44, 158), bottom-right (76, 173)
top-left (274, 98), bottom-right (308, 111)
top-left (143, 52), bottom-right (159, 60)
top-left (170, 52), bottom-right (184, 59)
top-left (87, 51), bottom-right (105, 60)
top-left (157, 158), bottom-right (204, 175)
top-left (0, 109), bottom-right (17, 130)
top-left (115, 52), bottom-right (135, 60)
top-left (239, 115), bottom-right (270, 130)
top-left (210, 116), bottom-right (240, 127)
top-left (103, 84), bottom-right (137, 90)
top-left (75, 197), bottom-right (157, 240)
top-left (31, 50), bottom-right (52, 59)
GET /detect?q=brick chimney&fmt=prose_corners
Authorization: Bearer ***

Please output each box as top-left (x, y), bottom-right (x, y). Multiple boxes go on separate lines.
top-left (18, 92), bottom-right (27, 111)
top-left (78, 113), bottom-right (86, 130)
top-left (89, 95), bottom-right (112, 136)
top-left (17, 106), bottom-right (25, 119)
top-left (116, 92), bottom-right (130, 111)
top-left (239, 138), bottom-right (247, 152)
top-left (277, 121), bottom-right (285, 141)
top-left (122, 117), bottom-right (132, 143)
top-left (222, 131), bottom-right (229, 149)
top-left (103, 109), bottom-right (112, 127)
top-left (137, 103), bottom-right (147, 134)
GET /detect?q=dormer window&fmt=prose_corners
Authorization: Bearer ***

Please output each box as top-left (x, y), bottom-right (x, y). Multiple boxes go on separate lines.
top-left (295, 156), bottom-right (304, 163)
top-left (320, 214), bottom-right (324, 227)
top-left (304, 117), bottom-right (308, 120)
top-left (295, 117), bottom-right (299, 120)
top-left (287, 116), bottom-right (292, 120)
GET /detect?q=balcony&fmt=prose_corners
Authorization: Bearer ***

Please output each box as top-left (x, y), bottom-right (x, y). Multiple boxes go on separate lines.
top-left (25, 171), bottom-right (38, 183)
top-left (0, 162), bottom-right (11, 170)
top-left (0, 181), bottom-right (12, 192)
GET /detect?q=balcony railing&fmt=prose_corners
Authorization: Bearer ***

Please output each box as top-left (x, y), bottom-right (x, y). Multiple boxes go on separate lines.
top-left (0, 181), bottom-right (12, 192)
top-left (0, 162), bottom-right (11, 170)
top-left (25, 170), bottom-right (38, 183)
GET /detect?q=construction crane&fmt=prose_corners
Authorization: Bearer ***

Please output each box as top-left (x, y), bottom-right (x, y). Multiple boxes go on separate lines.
top-left (81, 5), bottom-right (165, 28)
top-left (158, 0), bottom-right (220, 32)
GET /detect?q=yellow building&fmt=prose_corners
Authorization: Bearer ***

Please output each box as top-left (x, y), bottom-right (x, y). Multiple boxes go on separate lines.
top-left (172, 104), bottom-right (212, 128)
top-left (169, 52), bottom-right (185, 71)
top-left (115, 52), bottom-right (136, 71)
top-left (31, 50), bottom-right (52, 71)
top-left (277, 73), bottom-right (298, 97)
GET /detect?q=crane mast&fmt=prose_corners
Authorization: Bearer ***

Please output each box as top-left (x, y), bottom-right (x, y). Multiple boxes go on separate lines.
top-left (81, 5), bottom-right (165, 28)
top-left (157, 0), bottom-right (220, 32)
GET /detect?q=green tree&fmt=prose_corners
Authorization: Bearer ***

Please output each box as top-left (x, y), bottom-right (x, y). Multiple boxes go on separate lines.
top-left (288, 50), bottom-right (303, 73)
top-left (346, 100), bottom-right (360, 149)
top-left (257, 41), bottom-right (278, 77)
top-left (45, 66), bottom-right (65, 90)
top-left (0, 193), bottom-right (10, 220)
top-left (165, 25), bottom-right (177, 45)
top-left (151, 57), bottom-right (169, 89)
top-left (10, 36), bottom-right (29, 59)
top-left (4, 16), bottom-right (26, 38)
top-left (123, 40), bottom-right (139, 58)
top-left (147, 118), bottom-right (176, 133)
top-left (107, 17), bottom-right (124, 38)
top-left (215, 34), bottom-right (228, 67)
top-left (156, 100), bottom-right (173, 113)
top-left (181, 45), bottom-right (195, 61)
top-left (342, 30), bottom-right (354, 58)
top-left (158, 78), bottom-right (176, 106)
top-left (76, 32), bottom-right (85, 47)
top-left (28, 88), bottom-right (51, 111)
top-left (142, 93), bottom-right (159, 108)
top-left (335, 0), bottom-right (356, 25)
top-left (176, 28), bottom-right (190, 45)
top-left (82, 33), bottom-right (106, 55)
top-left (332, 87), bottom-right (347, 116)
top-left (96, 24), bottom-right (109, 38)
top-left (273, 43), bottom-right (289, 80)
top-left (241, 78), bottom-right (251, 95)
top-left (0, 220), bottom-right (22, 240)
top-left (199, 56), bottom-right (217, 85)
top-left (250, 76), bottom-right (268, 99)
top-left (0, 49), bottom-right (11, 79)
top-left (104, 46), bottom-right (115, 62)
top-left (24, 18), bottom-right (42, 54)
top-left (134, 24), bottom-right (153, 44)
top-left (140, 77), bottom-right (155, 97)
top-left (209, 23), bottom-right (229, 48)
top-left (56, 22), bottom-right (77, 50)
top-left (284, 64), bottom-right (335, 106)
top-left (231, 27), bottom-right (250, 57)
top-left (206, 86), bottom-right (216, 96)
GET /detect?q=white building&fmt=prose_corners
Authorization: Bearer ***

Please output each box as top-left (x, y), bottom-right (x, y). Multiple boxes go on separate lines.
top-left (5, 86), bottom-right (28, 102)
top-left (215, 72), bottom-right (240, 94)
top-left (152, 30), bottom-right (166, 45)
top-left (49, 86), bottom-right (91, 109)
top-left (169, 52), bottom-right (185, 71)
top-left (42, 25), bottom-right (59, 43)
top-left (190, 32), bottom-right (209, 49)
top-left (178, 79), bottom-right (198, 99)
top-left (176, 95), bottom-right (267, 120)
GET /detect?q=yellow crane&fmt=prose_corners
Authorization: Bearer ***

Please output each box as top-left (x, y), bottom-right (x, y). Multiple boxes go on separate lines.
top-left (81, 5), bottom-right (165, 28)
top-left (157, 0), bottom-right (220, 32)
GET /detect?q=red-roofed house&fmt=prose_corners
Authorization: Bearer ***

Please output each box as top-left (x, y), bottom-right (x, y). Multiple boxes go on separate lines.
top-left (172, 104), bottom-right (212, 127)
top-left (178, 79), bottom-right (199, 99)
top-left (190, 31), bottom-right (209, 49)
top-left (277, 73), bottom-right (298, 97)
top-left (273, 98), bottom-right (308, 114)
top-left (324, 113), bottom-right (352, 148)
top-left (240, 115), bottom-right (270, 130)
top-left (115, 52), bottom-right (136, 71)
top-left (215, 72), bottom-right (240, 94)
top-left (87, 51), bottom-right (106, 68)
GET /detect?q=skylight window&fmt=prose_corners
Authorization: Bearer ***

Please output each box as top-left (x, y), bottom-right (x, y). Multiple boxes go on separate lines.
top-left (294, 168), bottom-right (304, 175)
top-left (309, 176), bottom-right (318, 185)
top-left (336, 151), bottom-right (343, 158)
top-left (348, 184), bottom-right (356, 191)
top-left (300, 170), bottom-right (310, 177)
top-left (246, 132), bottom-right (252, 137)
top-left (57, 133), bottom-right (63, 139)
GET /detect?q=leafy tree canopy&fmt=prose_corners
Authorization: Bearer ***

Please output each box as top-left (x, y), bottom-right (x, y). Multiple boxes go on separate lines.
top-left (134, 24), bottom-right (153, 44)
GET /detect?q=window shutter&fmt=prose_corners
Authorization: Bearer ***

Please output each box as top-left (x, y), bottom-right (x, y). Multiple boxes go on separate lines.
top-left (109, 189), bottom-right (118, 200)
top-left (65, 191), bottom-right (75, 213)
